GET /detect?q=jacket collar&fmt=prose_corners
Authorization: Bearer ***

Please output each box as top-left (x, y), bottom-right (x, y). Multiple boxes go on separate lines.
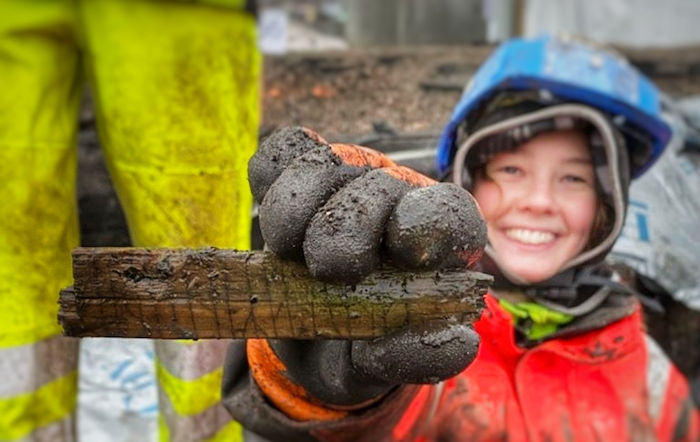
top-left (476, 293), bottom-right (643, 364)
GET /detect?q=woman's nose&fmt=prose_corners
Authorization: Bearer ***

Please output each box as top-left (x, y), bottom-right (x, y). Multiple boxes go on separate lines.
top-left (517, 177), bottom-right (556, 213)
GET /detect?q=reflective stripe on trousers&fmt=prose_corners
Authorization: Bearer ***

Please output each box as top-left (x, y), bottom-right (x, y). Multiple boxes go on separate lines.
top-left (0, 0), bottom-right (259, 440)
top-left (156, 341), bottom-right (243, 442)
top-left (0, 337), bottom-right (79, 441)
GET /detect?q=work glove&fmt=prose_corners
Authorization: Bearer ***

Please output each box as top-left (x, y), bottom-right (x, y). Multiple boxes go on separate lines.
top-left (246, 126), bottom-right (487, 417)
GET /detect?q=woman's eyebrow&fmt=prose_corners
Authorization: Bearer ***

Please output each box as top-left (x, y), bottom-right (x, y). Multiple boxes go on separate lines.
top-left (564, 157), bottom-right (593, 165)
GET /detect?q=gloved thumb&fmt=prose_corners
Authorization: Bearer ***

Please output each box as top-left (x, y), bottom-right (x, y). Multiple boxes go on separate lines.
top-left (351, 321), bottom-right (480, 385)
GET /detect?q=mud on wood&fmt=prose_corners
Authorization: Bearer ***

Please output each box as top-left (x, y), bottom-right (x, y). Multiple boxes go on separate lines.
top-left (59, 247), bottom-right (492, 340)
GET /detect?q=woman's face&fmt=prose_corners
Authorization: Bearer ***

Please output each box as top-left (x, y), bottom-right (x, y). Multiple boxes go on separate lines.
top-left (472, 130), bottom-right (598, 283)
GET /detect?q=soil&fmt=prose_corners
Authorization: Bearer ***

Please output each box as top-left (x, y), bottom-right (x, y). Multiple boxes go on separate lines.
top-left (261, 45), bottom-right (700, 140)
top-left (261, 46), bottom-right (492, 140)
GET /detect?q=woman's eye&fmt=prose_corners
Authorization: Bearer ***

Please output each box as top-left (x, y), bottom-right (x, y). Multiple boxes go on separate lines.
top-left (499, 166), bottom-right (520, 175)
top-left (563, 174), bottom-right (587, 184)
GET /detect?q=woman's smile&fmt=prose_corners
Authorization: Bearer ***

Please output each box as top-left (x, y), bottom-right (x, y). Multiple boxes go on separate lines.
top-left (503, 227), bottom-right (556, 245)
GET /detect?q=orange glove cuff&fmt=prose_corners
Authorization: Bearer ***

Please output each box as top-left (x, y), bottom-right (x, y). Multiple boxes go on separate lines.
top-left (247, 339), bottom-right (349, 422)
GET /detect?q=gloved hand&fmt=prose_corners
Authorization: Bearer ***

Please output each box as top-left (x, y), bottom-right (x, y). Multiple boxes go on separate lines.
top-left (246, 126), bottom-right (486, 418)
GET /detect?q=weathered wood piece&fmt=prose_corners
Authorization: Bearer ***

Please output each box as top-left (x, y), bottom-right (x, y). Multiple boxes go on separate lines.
top-left (59, 247), bottom-right (492, 340)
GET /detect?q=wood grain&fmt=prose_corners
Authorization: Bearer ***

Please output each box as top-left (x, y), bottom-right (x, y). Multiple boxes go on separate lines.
top-left (59, 247), bottom-right (491, 340)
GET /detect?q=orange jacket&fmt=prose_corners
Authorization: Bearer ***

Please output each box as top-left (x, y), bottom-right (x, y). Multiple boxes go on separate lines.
top-left (391, 294), bottom-right (698, 441)
top-left (225, 294), bottom-right (698, 441)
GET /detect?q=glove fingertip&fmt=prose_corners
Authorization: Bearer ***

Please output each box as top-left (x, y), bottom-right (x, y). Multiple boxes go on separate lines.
top-left (249, 126), bottom-right (329, 203)
top-left (259, 146), bottom-right (350, 259)
top-left (386, 183), bottom-right (487, 270)
top-left (304, 168), bottom-right (410, 284)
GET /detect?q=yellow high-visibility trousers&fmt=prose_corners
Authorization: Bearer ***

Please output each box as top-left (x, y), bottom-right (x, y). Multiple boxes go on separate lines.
top-left (0, 1), bottom-right (259, 440)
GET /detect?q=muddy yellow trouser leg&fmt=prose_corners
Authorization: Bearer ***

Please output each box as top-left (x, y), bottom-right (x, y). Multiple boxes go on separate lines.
top-left (79, 2), bottom-right (260, 441)
top-left (0, 2), bottom-right (81, 441)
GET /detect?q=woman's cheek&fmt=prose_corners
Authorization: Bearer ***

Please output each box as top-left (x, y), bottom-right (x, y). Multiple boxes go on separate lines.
top-left (472, 181), bottom-right (502, 222)
top-left (565, 195), bottom-right (598, 242)
top-left (576, 191), bottom-right (598, 226)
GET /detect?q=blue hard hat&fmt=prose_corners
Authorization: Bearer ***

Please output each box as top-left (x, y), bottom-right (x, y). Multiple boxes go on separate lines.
top-left (436, 35), bottom-right (671, 179)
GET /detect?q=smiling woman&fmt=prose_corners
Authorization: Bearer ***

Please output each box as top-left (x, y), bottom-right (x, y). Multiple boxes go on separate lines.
top-left (450, 101), bottom-right (632, 290)
top-left (472, 129), bottom-right (597, 283)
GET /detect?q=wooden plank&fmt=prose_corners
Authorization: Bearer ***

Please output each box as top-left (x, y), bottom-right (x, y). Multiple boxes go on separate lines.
top-left (59, 247), bottom-right (491, 340)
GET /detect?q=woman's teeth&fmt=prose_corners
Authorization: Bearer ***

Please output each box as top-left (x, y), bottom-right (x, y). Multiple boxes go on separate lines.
top-left (505, 228), bottom-right (555, 244)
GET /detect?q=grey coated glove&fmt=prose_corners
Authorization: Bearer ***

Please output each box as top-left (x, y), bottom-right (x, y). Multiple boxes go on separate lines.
top-left (248, 126), bottom-right (486, 408)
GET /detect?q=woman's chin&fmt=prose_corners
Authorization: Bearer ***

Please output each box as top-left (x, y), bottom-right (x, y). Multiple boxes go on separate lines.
top-left (498, 262), bottom-right (558, 284)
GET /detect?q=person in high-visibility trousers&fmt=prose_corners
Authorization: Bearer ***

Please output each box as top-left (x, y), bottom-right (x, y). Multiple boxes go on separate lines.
top-left (0, 1), bottom-right (260, 441)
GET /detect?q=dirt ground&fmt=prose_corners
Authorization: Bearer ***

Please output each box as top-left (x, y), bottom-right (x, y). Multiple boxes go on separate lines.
top-left (260, 45), bottom-right (700, 140)
top-left (261, 46), bottom-right (491, 139)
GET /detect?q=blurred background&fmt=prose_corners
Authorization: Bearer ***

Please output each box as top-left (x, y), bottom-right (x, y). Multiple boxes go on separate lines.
top-left (74, 1), bottom-right (700, 440)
